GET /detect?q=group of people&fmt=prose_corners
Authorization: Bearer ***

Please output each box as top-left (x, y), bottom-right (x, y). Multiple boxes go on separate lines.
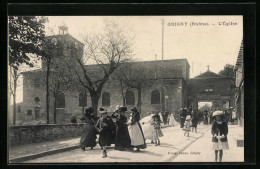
top-left (179, 107), bottom-right (199, 137)
top-left (79, 105), bottom-right (229, 162)
top-left (79, 106), bottom-right (148, 158)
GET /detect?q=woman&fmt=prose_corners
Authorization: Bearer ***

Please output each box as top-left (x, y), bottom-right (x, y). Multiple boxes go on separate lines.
top-left (169, 114), bottom-right (177, 127)
top-left (128, 107), bottom-right (147, 152)
top-left (111, 106), bottom-right (131, 151)
top-left (211, 111), bottom-right (229, 162)
top-left (96, 108), bottom-right (116, 158)
top-left (79, 107), bottom-right (97, 151)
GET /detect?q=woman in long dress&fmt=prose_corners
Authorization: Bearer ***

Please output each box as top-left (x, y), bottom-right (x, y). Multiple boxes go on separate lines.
top-left (169, 114), bottom-right (177, 127)
top-left (128, 107), bottom-right (146, 152)
top-left (111, 107), bottom-right (131, 151)
top-left (79, 107), bottom-right (97, 151)
top-left (140, 113), bottom-right (155, 143)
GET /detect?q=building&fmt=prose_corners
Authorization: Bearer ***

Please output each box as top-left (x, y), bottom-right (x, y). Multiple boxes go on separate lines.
top-left (187, 67), bottom-right (235, 110)
top-left (234, 40), bottom-right (244, 127)
top-left (17, 24), bottom-right (190, 124)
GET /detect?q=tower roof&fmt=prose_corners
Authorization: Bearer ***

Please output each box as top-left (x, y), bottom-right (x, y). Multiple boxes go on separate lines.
top-left (194, 70), bottom-right (222, 79)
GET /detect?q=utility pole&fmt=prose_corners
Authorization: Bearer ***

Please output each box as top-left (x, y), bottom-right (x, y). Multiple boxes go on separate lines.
top-left (161, 19), bottom-right (166, 114)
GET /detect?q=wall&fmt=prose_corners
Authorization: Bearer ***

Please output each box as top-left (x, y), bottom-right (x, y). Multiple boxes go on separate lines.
top-left (9, 123), bottom-right (85, 146)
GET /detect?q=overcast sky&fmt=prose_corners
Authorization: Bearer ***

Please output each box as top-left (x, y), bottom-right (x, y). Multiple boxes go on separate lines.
top-left (13, 15), bottom-right (243, 104)
top-left (46, 15), bottom-right (243, 78)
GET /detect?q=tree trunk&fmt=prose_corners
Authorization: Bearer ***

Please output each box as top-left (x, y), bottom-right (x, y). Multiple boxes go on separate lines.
top-left (137, 85), bottom-right (142, 114)
top-left (90, 93), bottom-right (100, 116)
top-left (120, 81), bottom-right (126, 106)
top-left (53, 97), bottom-right (57, 124)
top-left (46, 60), bottom-right (50, 124)
top-left (82, 106), bottom-right (84, 116)
top-left (12, 69), bottom-right (17, 125)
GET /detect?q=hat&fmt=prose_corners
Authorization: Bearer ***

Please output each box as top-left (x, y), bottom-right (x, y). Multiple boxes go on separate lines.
top-left (131, 107), bottom-right (138, 112)
top-left (99, 107), bottom-right (107, 114)
top-left (212, 111), bottom-right (224, 117)
top-left (85, 107), bottom-right (94, 114)
top-left (118, 106), bottom-right (127, 112)
top-left (186, 115), bottom-right (191, 120)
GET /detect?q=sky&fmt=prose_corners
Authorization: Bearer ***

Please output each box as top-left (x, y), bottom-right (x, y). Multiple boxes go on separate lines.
top-left (12, 15), bottom-right (243, 104)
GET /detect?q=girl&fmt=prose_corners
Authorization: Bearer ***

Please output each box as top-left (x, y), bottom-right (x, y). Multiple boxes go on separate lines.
top-left (96, 108), bottom-right (116, 158)
top-left (151, 114), bottom-right (164, 146)
top-left (211, 111), bottom-right (229, 162)
top-left (191, 110), bottom-right (198, 133)
top-left (183, 115), bottom-right (191, 137)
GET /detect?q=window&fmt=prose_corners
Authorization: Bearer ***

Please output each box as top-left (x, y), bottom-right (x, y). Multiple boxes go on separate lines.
top-left (27, 110), bottom-right (32, 116)
top-left (151, 90), bottom-right (160, 104)
top-left (126, 90), bottom-right (135, 105)
top-left (56, 93), bottom-right (65, 108)
top-left (102, 92), bottom-right (110, 106)
top-left (34, 97), bottom-right (40, 102)
top-left (79, 92), bottom-right (87, 107)
top-left (204, 85), bottom-right (214, 92)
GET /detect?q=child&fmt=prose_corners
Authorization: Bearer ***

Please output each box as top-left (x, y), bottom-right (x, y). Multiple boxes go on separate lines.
top-left (183, 115), bottom-right (191, 137)
top-left (96, 108), bottom-right (115, 158)
top-left (211, 111), bottom-right (229, 162)
top-left (151, 114), bottom-right (164, 146)
top-left (167, 114), bottom-right (170, 126)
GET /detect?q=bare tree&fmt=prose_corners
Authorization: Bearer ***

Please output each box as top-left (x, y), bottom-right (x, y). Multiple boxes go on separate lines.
top-left (113, 62), bottom-right (150, 113)
top-left (48, 57), bottom-right (76, 124)
top-left (41, 37), bottom-right (63, 123)
top-left (67, 19), bottom-right (133, 115)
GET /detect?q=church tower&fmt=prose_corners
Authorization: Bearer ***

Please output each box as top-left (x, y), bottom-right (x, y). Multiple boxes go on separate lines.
top-left (41, 22), bottom-right (84, 68)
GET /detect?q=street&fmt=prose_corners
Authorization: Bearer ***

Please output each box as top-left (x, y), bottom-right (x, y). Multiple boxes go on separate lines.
top-left (26, 124), bottom-right (212, 163)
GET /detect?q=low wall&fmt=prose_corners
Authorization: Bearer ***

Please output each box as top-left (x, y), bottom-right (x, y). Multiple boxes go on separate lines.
top-left (9, 123), bottom-right (85, 147)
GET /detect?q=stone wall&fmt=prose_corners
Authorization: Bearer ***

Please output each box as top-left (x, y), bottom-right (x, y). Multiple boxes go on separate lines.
top-left (9, 123), bottom-right (85, 146)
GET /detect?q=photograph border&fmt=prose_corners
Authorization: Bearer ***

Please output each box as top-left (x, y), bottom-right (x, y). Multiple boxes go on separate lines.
top-left (2, 2), bottom-right (256, 168)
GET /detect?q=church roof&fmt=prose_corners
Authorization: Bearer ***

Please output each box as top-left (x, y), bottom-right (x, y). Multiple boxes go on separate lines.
top-left (194, 70), bottom-right (222, 79)
top-left (47, 33), bottom-right (84, 46)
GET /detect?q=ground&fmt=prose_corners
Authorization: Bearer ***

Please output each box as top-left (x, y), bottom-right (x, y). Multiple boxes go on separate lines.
top-left (23, 124), bottom-right (244, 163)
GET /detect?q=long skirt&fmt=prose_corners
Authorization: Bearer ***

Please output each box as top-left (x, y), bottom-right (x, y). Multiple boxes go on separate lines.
top-left (99, 128), bottom-right (115, 147)
top-left (153, 128), bottom-right (164, 140)
top-left (115, 124), bottom-right (131, 149)
top-left (128, 123), bottom-right (146, 149)
top-left (142, 123), bottom-right (155, 140)
top-left (169, 117), bottom-right (176, 126)
top-left (212, 140), bottom-right (229, 150)
top-left (79, 124), bottom-right (97, 148)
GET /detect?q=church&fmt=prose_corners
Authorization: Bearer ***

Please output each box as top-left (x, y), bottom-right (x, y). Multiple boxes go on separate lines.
top-left (17, 24), bottom-right (235, 124)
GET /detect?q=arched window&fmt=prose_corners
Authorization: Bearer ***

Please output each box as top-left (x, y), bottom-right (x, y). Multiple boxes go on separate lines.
top-left (126, 90), bottom-right (135, 105)
top-left (79, 92), bottom-right (87, 107)
top-left (151, 90), bottom-right (160, 104)
top-left (102, 92), bottom-right (110, 106)
top-left (56, 93), bottom-right (65, 108)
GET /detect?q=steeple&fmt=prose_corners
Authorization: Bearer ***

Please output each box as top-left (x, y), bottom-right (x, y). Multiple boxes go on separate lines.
top-left (207, 65), bottom-right (210, 71)
top-left (58, 21), bottom-right (68, 35)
